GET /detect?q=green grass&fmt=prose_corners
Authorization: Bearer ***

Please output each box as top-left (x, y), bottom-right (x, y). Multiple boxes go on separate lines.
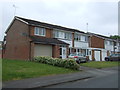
top-left (2, 59), bottom-right (78, 81)
top-left (80, 61), bottom-right (119, 69)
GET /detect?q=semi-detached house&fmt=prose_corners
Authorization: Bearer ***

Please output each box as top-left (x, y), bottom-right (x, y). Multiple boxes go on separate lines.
top-left (2, 16), bottom-right (120, 61)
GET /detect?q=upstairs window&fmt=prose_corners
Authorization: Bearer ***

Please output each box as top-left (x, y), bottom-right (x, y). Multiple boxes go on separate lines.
top-left (64, 32), bottom-right (72, 40)
top-left (74, 34), bottom-right (81, 41)
top-left (75, 34), bottom-right (88, 42)
top-left (53, 30), bottom-right (72, 40)
top-left (53, 30), bottom-right (59, 38)
top-left (34, 27), bottom-right (46, 36)
top-left (85, 36), bottom-right (88, 42)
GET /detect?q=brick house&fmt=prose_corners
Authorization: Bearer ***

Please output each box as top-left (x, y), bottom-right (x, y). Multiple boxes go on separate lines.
top-left (87, 32), bottom-right (119, 61)
top-left (2, 16), bottom-right (119, 61)
top-left (2, 16), bottom-right (70, 60)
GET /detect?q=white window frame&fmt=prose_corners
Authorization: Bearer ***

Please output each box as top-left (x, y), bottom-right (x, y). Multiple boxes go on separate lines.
top-left (74, 34), bottom-right (81, 41)
top-left (64, 32), bottom-right (72, 40)
top-left (53, 30), bottom-right (59, 38)
top-left (34, 27), bottom-right (46, 36)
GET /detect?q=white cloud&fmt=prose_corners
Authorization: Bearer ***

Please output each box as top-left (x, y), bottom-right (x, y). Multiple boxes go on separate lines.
top-left (0, 1), bottom-right (118, 41)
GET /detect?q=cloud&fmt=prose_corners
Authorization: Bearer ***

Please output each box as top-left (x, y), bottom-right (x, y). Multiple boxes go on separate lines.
top-left (1, 1), bottom-right (118, 41)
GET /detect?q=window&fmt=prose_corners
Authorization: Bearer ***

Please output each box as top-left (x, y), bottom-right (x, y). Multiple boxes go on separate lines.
top-left (53, 30), bottom-right (59, 38)
top-left (74, 34), bottom-right (81, 41)
top-left (34, 27), bottom-right (46, 36)
top-left (64, 32), bottom-right (72, 40)
top-left (85, 36), bottom-right (88, 42)
top-left (75, 34), bottom-right (88, 42)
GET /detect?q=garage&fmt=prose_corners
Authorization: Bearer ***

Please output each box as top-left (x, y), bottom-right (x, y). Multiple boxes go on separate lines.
top-left (34, 44), bottom-right (52, 57)
top-left (94, 51), bottom-right (101, 61)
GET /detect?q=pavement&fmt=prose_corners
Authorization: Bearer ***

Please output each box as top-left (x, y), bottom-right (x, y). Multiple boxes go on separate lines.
top-left (2, 66), bottom-right (119, 89)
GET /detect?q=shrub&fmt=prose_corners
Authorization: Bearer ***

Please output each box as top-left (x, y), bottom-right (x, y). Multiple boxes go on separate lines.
top-left (33, 56), bottom-right (79, 70)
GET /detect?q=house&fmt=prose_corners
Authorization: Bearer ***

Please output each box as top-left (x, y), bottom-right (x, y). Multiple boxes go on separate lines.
top-left (87, 32), bottom-right (119, 61)
top-left (2, 16), bottom-right (119, 61)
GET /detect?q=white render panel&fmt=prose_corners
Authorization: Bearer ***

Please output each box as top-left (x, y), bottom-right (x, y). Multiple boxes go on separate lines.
top-left (102, 50), bottom-right (107, 61)
top-left (105, 44), bottom-right (114, 51)
top-left (74, 41), bottom-right (89, 48)
top-left (58, 39), bottom-right (72, 47)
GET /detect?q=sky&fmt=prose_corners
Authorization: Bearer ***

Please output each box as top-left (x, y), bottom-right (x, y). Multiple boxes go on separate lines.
top-left (0, 0), bottom-right (119, 41)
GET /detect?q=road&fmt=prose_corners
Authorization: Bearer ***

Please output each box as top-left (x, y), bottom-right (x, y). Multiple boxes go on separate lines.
top-left (45, 68), bottom-right (119, 88)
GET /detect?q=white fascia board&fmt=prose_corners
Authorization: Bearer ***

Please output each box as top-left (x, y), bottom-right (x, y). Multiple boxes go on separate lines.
top-left (75, 32), bottom-right (89, 36)
top-left (16, 17), bottom-right (29, 24)
top-left (53, 28), bottom-right (73, 33)
top-left (30, 24), bottom-right (52, 29)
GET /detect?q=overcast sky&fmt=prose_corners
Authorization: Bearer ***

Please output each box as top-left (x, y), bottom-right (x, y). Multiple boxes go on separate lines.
top-left (0, 0), bottom-right (119, 41)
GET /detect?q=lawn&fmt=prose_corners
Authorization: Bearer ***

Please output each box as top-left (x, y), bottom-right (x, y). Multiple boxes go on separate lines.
top-left (80, 61), bottom-right (119, 69)
top-left (2, 59), bottom-right (78, 81)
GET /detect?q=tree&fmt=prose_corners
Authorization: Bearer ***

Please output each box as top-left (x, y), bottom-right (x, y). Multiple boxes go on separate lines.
top-left (110, 35), bottom-right (120, 40)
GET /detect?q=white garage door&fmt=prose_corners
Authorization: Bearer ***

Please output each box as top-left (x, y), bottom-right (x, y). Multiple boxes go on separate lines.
top-left (34, 44), bottom-right (52, 57)
top-left (94, 51), bottom-right (100, 61)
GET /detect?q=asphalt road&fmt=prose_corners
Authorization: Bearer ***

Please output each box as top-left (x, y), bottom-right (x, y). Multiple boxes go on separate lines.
top-left (45, 69), bottom-right (119, 88)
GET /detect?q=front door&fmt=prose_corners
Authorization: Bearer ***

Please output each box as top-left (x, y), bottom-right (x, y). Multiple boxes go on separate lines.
top-left (94, 51), bottom-right (100, 61)
top-left (62, 47), bottom-right (67, 59)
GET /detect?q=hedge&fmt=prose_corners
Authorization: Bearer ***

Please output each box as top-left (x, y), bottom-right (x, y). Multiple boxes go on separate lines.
top-left (33, 56), bottom-right (80, 70)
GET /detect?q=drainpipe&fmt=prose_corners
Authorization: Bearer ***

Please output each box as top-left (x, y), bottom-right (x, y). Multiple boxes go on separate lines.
top-left (28, 25), bottom-right (31, 61)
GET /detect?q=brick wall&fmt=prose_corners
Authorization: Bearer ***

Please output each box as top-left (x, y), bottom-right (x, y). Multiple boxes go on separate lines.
top-left (52, 45), bottom-right (60, 58)
top-left (30, 26), bottom-right (53, 38)
top-left (3, 19), bottom-right (30, 60)
top-left (46, 28), bottom-right (53, 38)
top-left (90, 36), bottom-right (105, 49)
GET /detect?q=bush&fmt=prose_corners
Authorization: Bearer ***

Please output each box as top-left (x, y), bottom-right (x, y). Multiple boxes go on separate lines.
top-left (33, 56), bottom-right (79, 70)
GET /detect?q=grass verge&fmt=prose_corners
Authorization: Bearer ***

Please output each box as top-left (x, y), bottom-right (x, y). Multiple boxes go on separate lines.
top-left (80, 61), bottom-right (119, 69)
top-left (2, 59), bottom-right (78, 81)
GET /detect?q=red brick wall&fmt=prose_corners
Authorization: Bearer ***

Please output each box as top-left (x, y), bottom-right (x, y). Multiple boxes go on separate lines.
top-left (46, 28), bottom-right (53, 38)
top-left (3, 19), bottom-right (30, 60)
top-left (30, 26), bottom-right (34, 36)
top-left (90, 36), bottom-right (105, 49)
top-left (30, 26), bottom-right (53, 38)
top-left (52, 45), bottom-right (60, 58)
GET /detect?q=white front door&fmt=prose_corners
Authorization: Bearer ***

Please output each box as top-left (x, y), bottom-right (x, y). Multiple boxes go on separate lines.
top-left (62, 47), bottom-right (67, 59)
top-left (94, 51), bottom-right (100, 61)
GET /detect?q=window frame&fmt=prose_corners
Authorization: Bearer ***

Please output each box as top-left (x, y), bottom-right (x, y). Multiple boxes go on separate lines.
top-left (34, 27), bottom-right (46, 36)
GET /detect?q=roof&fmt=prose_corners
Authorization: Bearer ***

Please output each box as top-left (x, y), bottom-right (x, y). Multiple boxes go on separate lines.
top-left (87, 32), bottom-right (117, 41)
top-left (30, 36), bottom-right (69, 45)
top-left (15, 16), bottom-right (85, 34)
